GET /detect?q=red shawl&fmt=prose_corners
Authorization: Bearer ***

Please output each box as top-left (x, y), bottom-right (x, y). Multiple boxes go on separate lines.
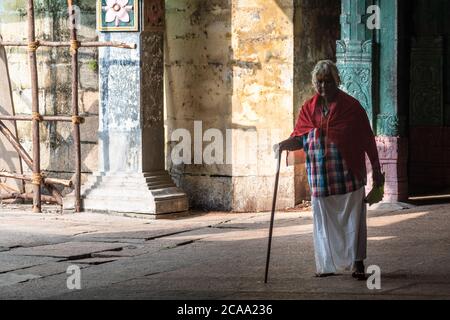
top-left (291, 90), bottom-right (380, 180)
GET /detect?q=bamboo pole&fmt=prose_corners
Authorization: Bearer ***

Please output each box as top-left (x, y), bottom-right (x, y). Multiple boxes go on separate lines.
top-left (27, 0), bottom-right (42, 213)
top-left (1, 36), bottom-right (26, 194)
top-left (0, 115), bottom-right (84, 123)
top-left (14, 117), bottom-right (26, 196)
top-left (68, 0), bottom-right (81, 213)
top-left (0, 41), bottom-right (136, 49)
top-left (0, 171), bottom-right (73, 188)
top-left (0, 192), bottom-right (58, 203)
top-left (0, 182), bottom-right (20, 193)
top-left (0, 120), bottom-right (63, 205)
top-left (0, 120), bottom-right (33, 167)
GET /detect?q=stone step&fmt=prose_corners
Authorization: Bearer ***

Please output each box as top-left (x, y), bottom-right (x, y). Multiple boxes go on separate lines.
top-left (146, 183), bottom-right (174, 190)
top-left (81, 183), bottom-right (151, 193)
top-left (81, 193), bottom-right (188, 215)
top-left (82, 186), bottom-right (186, 201)
top-left (90, 172), bottom-right (168, 179)
top-left (145, 176), bottom-right (174, 184)
top-left (87, 177), bottom-right (149, 185)
top-left (151, 187), bottom-right (188, 200)
top-left (85, 188), bottom-right (187, 200)
top-left (82, 188), bottom-right (155, 198)
top-left (81, 198), bottom-right (155, 214)
top-left (64, 172), bottom-right (189, 215)
top-left (142, 171), bottom-right (168, 177)
top-left (83, 176), bottom-right (175, 189)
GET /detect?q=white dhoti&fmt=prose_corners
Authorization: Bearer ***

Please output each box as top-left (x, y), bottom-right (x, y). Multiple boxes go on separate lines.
top-left (312, 187), bottom-right (367, 274)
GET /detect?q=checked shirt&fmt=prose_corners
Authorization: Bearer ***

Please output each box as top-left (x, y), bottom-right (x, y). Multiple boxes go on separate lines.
top-left (300, 128), bottom-right (366, 198)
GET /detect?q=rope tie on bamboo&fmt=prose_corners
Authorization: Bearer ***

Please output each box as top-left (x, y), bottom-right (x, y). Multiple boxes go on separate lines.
top-left (31, 173), bottom-right (43, 186)
top-left (27, 41), bottom-right (40, 52)
top-left (71, 116), bottom-right (84, 125)
top-left (32, 112), bottom-right (42, 122)
top-left (70, 40), bottom-right (80, 56)
top-left (32, 112), bottom-right (43, 122)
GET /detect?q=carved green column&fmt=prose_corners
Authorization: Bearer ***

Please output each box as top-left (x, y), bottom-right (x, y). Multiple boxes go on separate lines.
top-left (337, 0), bottom-right (408, 202)
top-left (337, 0), bottom-right (374, 124)
top-left (375, 0), bottom-right (408, 202)
top-left (376, 0), bottom-right (405, 136)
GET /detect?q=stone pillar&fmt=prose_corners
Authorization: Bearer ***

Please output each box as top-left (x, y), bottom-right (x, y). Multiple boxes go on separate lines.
top-left (65, 0), bottom-right (188, 215)
top-left (336, 0), bottom-right (374, 123)
top-left (337, 0), bottom-right (408, 202)
top-left (375, 0), bottom-right (408, 202)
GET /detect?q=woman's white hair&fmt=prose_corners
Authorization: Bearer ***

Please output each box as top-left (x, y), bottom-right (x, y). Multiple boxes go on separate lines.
top-left (311, 60), bottom-right (341, 87)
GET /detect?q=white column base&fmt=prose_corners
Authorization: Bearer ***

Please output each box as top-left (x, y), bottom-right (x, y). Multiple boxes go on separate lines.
top-left (64, 171), bottom-right (189, 216)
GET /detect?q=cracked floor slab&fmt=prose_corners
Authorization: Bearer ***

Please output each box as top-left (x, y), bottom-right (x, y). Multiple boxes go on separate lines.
top-left (0, 273), bottom-right (41, 287)
top-left (0, 204), bottom-right (448, 299)
top-left (0, 254), bottom-right (59, 274)
top-left (69, 257), bottom-right (123, 265)
top-left (9, 242), bottom-right (131, 259)
top-left (12, 262), bottom-right (91, 278)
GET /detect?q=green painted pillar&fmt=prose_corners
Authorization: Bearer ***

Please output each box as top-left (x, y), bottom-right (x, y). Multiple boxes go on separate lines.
top-left (376, 0), bottom-right (405, 136)
top-left (337, 0), bottom-right (408, 202)
top-left (337, 0), bottom-right (374, 124)
top-left (375, 0), bottom-right (408, 202)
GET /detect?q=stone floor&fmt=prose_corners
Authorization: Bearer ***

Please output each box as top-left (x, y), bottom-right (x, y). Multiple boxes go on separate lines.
top-left (0, 202), bottom-right (449, 300)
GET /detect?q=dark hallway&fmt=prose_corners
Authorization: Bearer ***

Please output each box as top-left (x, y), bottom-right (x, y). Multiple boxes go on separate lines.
top-left (407, 0), bottom-right (450, 198)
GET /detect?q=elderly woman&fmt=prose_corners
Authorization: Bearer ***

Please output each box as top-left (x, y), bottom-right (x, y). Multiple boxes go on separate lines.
top-left (277, 60), bottom-right (384, 280)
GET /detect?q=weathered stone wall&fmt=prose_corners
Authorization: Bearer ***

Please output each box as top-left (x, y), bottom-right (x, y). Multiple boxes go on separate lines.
top-left (166, 0), bottom-right (296, 211)
top-left (230, 0), bottom-right (295, 211)
top-left (293, 0), bottom-right (341, 201)
top-left (165, 0), bottom-right (232, 210)
top-left (0, 0), bottom-right (98, 193)
top-left (1, 0), bottom-right (341, 211)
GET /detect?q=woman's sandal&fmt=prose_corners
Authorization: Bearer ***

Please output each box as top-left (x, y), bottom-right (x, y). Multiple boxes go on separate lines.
top-left (315, 273), bottom-right (336, 278)
top-left (352, 271), bottom-right (368, 281)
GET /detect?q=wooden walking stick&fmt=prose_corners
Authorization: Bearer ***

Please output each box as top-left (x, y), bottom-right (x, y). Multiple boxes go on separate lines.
top-left (264, 147), bottom-right (282, 284)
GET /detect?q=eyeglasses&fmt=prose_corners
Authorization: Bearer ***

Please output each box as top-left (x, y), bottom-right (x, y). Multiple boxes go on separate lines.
top-left (314, 79), bottom-right (335, 87)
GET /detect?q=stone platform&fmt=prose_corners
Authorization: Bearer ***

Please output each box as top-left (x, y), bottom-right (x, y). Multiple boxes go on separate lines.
top-left (64, 172), bottom-right (189, 216)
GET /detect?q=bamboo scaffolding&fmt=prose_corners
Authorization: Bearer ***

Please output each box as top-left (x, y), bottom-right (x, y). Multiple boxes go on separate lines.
top-left (27, 0), bottom-right (42, 213)
top-left (0, 120), bottom-right (63, 205)
top-left (0, 41), bottom-right (136, 49)
top-left (0, 0), bottom-right (136, 213)
top-left (0, 115), bottom-right (85, 123)
top-left (0, 171), bottom-right (72, 188)
top-left (0, 35), bottom-right (26, 194)
top-left (0, 182), bottom-right (20, 194)
top-left (0, 120), bottom-right (33, 166)
top-left (68, 0), bottom-right (81, 212)
top-left (0, 192), bottom-right (58, 203)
